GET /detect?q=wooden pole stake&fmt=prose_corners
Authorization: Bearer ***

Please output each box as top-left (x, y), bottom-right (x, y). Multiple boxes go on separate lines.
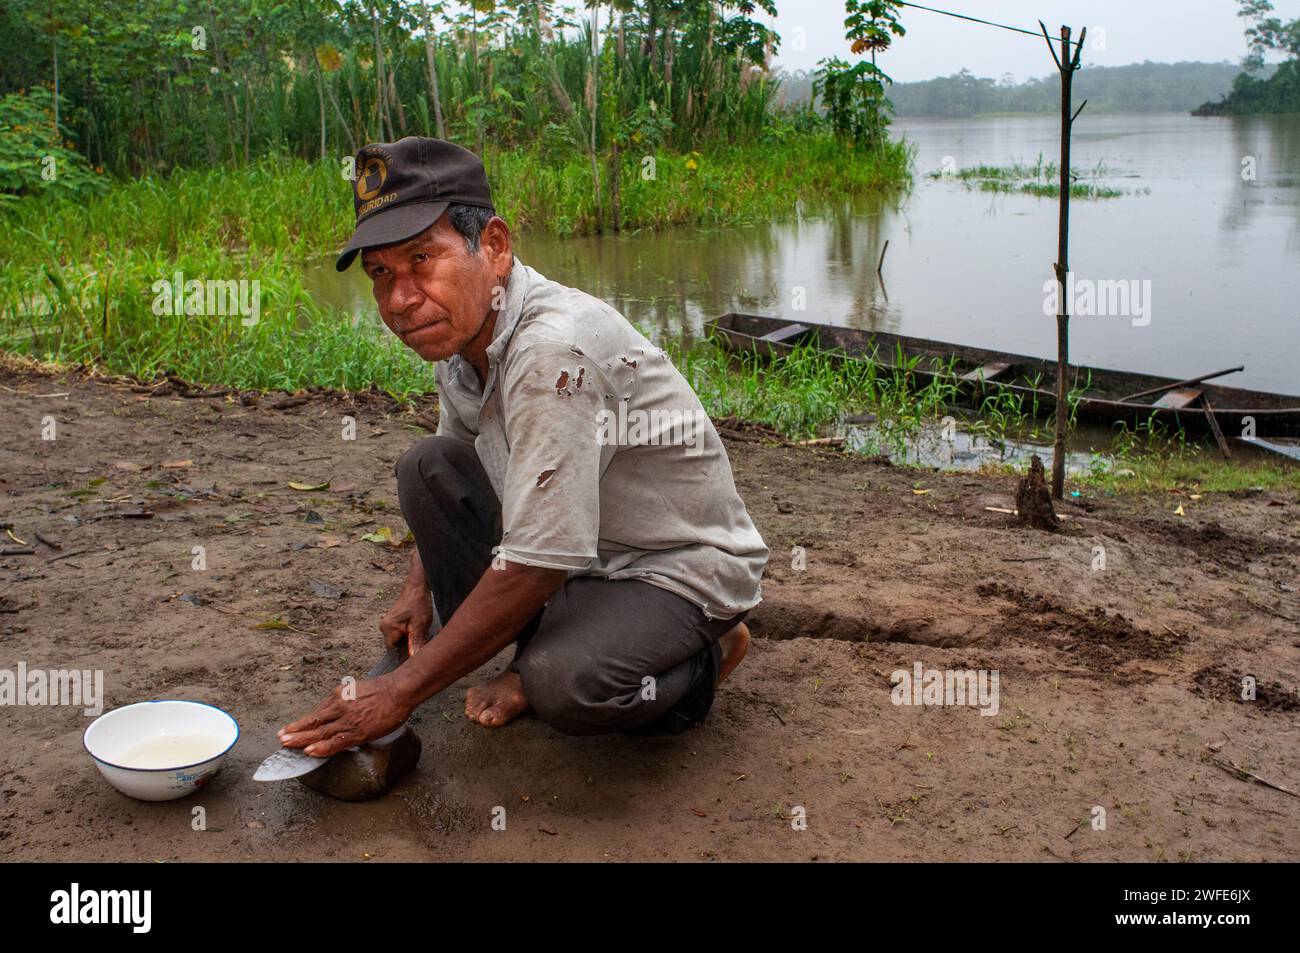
top-left (1041, 22), bottom-right (1086, 500)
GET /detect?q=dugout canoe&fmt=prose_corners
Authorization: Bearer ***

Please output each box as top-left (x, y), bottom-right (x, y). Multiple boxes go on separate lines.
top-left (707, 312), bottom-right (1300, 439)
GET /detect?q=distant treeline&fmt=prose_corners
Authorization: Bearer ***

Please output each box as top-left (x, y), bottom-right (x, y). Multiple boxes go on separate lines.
top-left (1194, 60), bottom-right (1300, 114)
top-left (779, 61), bottom-right (1275, 117)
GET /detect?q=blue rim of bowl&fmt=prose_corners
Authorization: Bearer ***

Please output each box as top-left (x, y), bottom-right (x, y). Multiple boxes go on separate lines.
top-left (82, 699), bottom-right (241, 773)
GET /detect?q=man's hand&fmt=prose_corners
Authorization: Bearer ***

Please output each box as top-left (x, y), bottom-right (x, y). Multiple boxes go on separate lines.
top-left (381, 584), bottom-right (434, 657)
top-left (277, 672), bottom-right (411, 758)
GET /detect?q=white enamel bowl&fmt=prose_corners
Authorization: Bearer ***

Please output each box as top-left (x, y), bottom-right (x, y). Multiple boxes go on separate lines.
top-left (83, 700), bottom-right (239, 801)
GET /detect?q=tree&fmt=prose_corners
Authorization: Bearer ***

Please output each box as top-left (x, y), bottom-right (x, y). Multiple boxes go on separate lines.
top-left (814, 0), bottom-right (905, 149)
top-left (1238, 0), bottom-right (1300, 70)
top-left (1194, 1), bottom-right (1300, 114)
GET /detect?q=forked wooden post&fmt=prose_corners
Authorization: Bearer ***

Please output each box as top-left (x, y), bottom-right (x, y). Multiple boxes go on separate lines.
top-left (1041, 21), bottom-right (1087, 499)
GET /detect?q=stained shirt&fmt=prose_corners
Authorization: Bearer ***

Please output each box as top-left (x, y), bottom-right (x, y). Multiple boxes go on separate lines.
top-left (433, 256), bottom-right (768, 619)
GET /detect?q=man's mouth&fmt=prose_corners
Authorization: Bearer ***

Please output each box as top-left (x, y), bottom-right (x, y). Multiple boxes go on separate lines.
top-left (398, 319), bottom-right (445, 342)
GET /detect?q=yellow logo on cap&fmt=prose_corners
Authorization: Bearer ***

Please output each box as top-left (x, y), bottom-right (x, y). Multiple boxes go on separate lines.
top-left (356, 156), bottom-right (388, 201)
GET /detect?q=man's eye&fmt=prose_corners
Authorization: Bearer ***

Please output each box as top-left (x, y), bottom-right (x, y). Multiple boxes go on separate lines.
top-left (413, 253), bottom-right (429, 263)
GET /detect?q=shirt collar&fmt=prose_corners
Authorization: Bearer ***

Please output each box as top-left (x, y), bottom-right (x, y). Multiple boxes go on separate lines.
top-left (485, 255), bottom-right (529, 367)
top-left (444, 255), bottom-right (529, 389)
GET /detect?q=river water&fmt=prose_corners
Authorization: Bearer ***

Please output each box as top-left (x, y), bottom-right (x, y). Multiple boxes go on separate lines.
top-left (305, 112), bottom-right (1300, 399)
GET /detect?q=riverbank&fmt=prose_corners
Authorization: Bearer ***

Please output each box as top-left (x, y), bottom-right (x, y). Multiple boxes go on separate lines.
top-left (4, 124), bottom-right (1296, 494)
top-left (0, 138), bottom-right (910, 394)
top-left (6, 348), bottom-right (1299, 495)
top-left (2, 363), bottom-right (1297, 861)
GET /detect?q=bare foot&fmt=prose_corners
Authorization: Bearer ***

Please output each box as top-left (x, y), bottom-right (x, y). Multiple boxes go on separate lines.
top-left (716, 622), bottom-right (750, 685)
top-left (465, 669), bottom-right (529, 728)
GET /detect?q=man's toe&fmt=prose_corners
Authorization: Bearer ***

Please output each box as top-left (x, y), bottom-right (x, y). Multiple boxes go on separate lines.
top-left (465, 691), bottom-right (487, 719)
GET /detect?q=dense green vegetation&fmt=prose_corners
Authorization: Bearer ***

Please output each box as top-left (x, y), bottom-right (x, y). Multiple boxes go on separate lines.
top-left (1195, 59), bottom-right (1300, 114)
top-left (0, 0), bottom-right (913, 394)
top-left (0, 0), bottom-right (909, 214)
top-left (1196, 0), bottom-right (1300, 114)
top-left (1, 0), bottom-right (797, 218)
top-left (0, 138), bottom-right (909, 392)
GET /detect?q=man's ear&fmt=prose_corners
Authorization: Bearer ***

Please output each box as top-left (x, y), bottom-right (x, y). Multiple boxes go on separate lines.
top-left (483, 216), bottom-right (512, 271)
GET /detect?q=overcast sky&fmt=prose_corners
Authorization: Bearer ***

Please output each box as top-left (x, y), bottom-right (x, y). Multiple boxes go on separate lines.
top-left (758, 0), bottom-right (1300, 82)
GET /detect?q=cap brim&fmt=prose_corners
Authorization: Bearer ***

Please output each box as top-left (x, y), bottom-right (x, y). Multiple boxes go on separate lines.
top-left (335, 200), bottom-right (450, 272)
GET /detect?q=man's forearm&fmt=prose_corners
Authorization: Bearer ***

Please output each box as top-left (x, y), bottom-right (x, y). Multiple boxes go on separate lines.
top-left (401, 547), bottom-right (427, 593)
top-left (389, 561), bottom-right (566, 709)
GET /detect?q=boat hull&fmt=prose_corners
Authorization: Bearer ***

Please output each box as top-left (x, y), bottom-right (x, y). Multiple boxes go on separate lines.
top-left (707, 313), bottom-right (1300, 439)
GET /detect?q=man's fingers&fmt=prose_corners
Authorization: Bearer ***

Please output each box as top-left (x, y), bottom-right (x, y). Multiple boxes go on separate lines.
top-left (283, 721), bottom-right (348, 756)
top-left (280, 704), bottom-right (348, 748)
top-left (380, 618), bottom-right (401, 648)
top-left (304, 730), bottom-right (354, 758)
top-left (279, 693), bottom-right (342, 740)
top-left (281, 707), bottom-right (328, 734)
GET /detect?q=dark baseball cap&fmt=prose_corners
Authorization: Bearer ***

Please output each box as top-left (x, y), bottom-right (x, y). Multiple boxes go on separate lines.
top-left (336, 137), bottom-right (495, 272)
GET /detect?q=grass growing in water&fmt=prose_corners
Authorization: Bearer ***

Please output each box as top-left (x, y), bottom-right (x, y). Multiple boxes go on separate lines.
top-left (3, 139), bottom-right (912, 270)
top-left (676, 339), bottom-right (1300, 493)
top-left (673, 337), bottom-right (964, 452)
top-left (927, 155), bottom-right (1144, 200)
top-left (0, 139), bottom-right (911, 393)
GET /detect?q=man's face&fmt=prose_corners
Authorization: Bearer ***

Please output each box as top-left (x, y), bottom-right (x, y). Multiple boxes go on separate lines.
top-left (361, 214), bottom-right (511, 362)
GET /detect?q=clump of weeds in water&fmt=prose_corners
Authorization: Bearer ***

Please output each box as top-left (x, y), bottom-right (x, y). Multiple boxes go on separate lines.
top-left (1078, 414), bottom-right (1283, 494)
top-left (675, 338), bottom-right (878, 439)
top-left (971, 387), bottom-right (1027, 448)
top-left (1113, 414), bottom-right (1190, 461)
top-left (674, 337), bottom-right (974, 457)
top-left (673, 338), bottom-right (1300, 491)
top-left (928, 154), bottom-right (1134, 199)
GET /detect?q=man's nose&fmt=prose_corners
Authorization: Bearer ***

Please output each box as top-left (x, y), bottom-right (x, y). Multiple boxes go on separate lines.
top-left (387, 275), bottom-right (424, 318)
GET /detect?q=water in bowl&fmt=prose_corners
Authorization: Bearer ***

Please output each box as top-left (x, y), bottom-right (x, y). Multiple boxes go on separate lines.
top-left (119, 734), bottom-right (226, 769)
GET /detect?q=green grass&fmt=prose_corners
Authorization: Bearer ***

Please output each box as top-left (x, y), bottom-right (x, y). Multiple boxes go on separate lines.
top-left (671, 337), bottom-right (961, 446)
top-left (1076, 418), bottom-right (1300, 493)
top-left (1, 240), bottom-right (435, 396)
top-left (674, 339), bottom-right (1300, 493)
top-left (498, 137), bottom-right (915, 237)
top-left (1078, 450), bottom-right (1300, 494)
top-left (0, 138), bottom-right (911, 394)
top-left (4, 138), bottom-right (913, 269)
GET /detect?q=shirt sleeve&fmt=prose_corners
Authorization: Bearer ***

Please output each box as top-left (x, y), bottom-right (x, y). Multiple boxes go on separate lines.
top-left (495, 342), bottom-right (615, 571)
top-left (434, 360), bottom-right (478, 444)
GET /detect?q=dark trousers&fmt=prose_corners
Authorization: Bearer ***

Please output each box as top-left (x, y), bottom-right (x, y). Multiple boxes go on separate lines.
top-left (394, 436), bottom-right (746, 736)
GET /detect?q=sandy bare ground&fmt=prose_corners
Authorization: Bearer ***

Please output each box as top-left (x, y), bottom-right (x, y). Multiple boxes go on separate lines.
top-left (1, 364), bottom-right (1297, 862)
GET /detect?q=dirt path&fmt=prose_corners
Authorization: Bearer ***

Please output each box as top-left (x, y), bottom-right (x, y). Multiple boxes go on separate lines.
top-left (2, 365), bottom-right (1297, 861)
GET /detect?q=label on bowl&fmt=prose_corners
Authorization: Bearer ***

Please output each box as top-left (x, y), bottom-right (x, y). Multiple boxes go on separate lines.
top-left (119, 734), bottom-right (226, 769)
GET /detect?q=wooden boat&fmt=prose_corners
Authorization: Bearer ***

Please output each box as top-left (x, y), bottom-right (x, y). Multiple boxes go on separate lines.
top-left (708, 313), bottom-right (1300, 439)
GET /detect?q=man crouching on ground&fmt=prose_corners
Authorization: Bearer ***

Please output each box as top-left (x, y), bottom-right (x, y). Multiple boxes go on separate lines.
top-left (279, 137), bottom-right (768, 755)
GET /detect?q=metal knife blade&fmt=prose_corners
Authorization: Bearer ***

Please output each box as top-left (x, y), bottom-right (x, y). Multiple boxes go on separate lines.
top-left (252, 745), bottom-right (327, 782)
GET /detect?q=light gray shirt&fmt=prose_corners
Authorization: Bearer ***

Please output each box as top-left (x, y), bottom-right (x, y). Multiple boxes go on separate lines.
top-left (434, 256), bottom-right (768, 620)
